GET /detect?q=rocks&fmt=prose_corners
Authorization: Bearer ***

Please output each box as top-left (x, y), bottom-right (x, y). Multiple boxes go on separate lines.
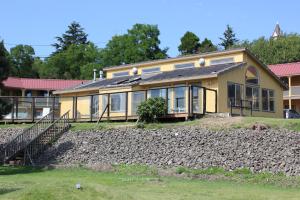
top-left (3, 126), bottom-right (299, 176)
top-left (0, 128), bottom-right (24, 161)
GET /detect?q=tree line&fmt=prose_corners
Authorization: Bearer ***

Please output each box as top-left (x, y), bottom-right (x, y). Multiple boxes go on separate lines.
top-left (1, 22), bottom-right (300, 81)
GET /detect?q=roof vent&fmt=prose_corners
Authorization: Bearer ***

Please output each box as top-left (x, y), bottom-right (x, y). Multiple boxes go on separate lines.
top-left (99, 70), bottom-right (104, 80)
top-left (93, 69), bottom-right (97, 81)
top-left (199, 58), bottom-right (205, 66)
top-left (132, 67), bottom-right (138, 75)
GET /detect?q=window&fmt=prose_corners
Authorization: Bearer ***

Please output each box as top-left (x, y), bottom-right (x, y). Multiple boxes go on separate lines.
top-left (192, 87), bottom-right (200, 113)
top-left (174, 62), bottom-right (195, 69)
top-left (227, 82), bottom-right (242, 107)
top-left (148, 88), bottom-right (166, 98)
top-left (113, 71), bottom-right (129, 77)
top-left (262, 89), bottom-right (275, 112)
top-left (110, 93), bottom-right (126, 112)
top-left (246, 86), bottom-right (259, 110)
top-left (210, 57), bottom-right (234, 65)
top-left (131, 91), bottom-right (145, 114)
top-left (245, 66), bottom-right (259, 85)
top-left (142, 67), bottom-right (160, 74)
top-left (174, 87), bottom-right (186, 112)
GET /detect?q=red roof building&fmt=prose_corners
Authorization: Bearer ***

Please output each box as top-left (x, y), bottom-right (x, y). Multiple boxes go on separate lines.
top-left (269, 62), bottom-right (300, 112)
top-left (269, 62), bottom-right (300, 77)
top-left (1, 77), bottom-right (88, 96)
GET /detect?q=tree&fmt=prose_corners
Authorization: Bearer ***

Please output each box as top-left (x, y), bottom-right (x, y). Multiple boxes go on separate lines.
top-left (219, 25), bottom-right (239, 50)
top-left (53, 21), bottom-right (88, 52)
top-left (199, 38), bottom-right (218, 53)
top-left (100, 24), bottom-right (168, 67)
top-left (41, 43), bottom-right (101, 79)
top-left (178, 31), bottom-right (201, 55)
top-left (9, 45), bottom-right (38, 78)
top-left (0, 41), bottom-right (12, 118)
top-left (235, 34), bottom-right (300, 64)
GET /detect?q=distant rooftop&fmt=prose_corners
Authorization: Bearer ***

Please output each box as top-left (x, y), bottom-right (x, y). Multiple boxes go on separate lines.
top-left (269, 62), bottom-right (300, 77)
top-left (3, 77), bottom-right (88, 91)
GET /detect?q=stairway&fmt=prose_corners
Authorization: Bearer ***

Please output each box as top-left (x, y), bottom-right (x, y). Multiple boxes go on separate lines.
top-left (2, 110), bottom-right (70, 165)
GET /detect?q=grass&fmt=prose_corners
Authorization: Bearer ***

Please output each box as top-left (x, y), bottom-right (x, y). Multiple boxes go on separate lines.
top-left (0, 165), bottom-right (300, 200)
top-left (233, 117), bottom-right (300, 131)
top-left (2, 116), bottom-right (300, 131)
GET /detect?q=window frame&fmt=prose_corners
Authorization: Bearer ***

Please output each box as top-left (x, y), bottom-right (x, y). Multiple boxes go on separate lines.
top-left (112, 71), bottom-right (129, 78)
top-left (210, 57), bottom-right (234, 65)
top-left (245, 86), bottom-right (260, 111)
top-left (174, 62), bottom-right (195, 69)
top-left (110, 93), bottom-right (126, 112)
top-left (245, 66), bottom-right (260, 86)
top-left (227, 82), bottom-right (243, 107)
top-left (142, 67), bottom-right (161, 74)
top-left (262, 88), bottom-right (275, 112)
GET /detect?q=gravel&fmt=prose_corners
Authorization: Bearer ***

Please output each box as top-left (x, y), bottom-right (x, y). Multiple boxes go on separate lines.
top-left (33, 127), bottom-right (300, 176)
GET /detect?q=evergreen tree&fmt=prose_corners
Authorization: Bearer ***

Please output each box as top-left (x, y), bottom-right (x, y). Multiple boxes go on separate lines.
top-left (53, 21), bottom-right (88, 52)
top-left (0, 41), bottom-right (11, 118)
top-left (219, 25), bottom-right (239, 49)
top-left (199, 38), bottom-right (218, 53)
top-left (178, 31), bottom-right (201, 55)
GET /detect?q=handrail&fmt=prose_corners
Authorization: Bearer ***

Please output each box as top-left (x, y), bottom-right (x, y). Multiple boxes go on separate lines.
top-left (4, 110), bottom-right (54, 151)
top-left (97, 104), bottom-right (108, 124)
top-left (3, 110), bottom-right (70, 164)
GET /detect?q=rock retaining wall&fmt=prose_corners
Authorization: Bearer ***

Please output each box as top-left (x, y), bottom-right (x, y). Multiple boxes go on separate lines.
top-left (33, 127), bottom-right (300, 176)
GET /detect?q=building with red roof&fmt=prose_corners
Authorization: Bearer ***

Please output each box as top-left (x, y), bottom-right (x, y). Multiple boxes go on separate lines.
top-left (0, 77), bottom-right (88, 97)
top-left (269, 62), bottom-right (300, 112)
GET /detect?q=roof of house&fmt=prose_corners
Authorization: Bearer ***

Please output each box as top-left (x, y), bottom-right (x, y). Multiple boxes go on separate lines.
top-left (269, 62), bottom-right (300, 77)
top-left (140, 62), bottom-right (246, 84)
top-left (2, 77), bottom-right (88, 91)
top-left (54, 62), bottom-right (245, 94)
top-left (103, 48), bottom-right (247, 71)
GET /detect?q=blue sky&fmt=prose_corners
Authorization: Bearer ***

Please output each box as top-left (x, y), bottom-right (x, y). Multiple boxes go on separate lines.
top-left (1, 0), bottom-right (300, 58)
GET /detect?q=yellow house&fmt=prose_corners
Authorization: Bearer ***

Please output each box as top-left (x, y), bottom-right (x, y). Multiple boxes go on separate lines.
top-left (53, 48), bottom-right (287, 121)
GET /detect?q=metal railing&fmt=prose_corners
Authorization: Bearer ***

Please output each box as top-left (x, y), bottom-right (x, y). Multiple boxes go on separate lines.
top-left (230, 99), bottom-right (253, 116)
top-left (0, 85), bottom-right (218, 123)
top-left (23, 111), bottom-right (70, 165)
top-left (283, 86), bottom-right (300, 98)
top-left (3, 110), bottom-right (70, 165)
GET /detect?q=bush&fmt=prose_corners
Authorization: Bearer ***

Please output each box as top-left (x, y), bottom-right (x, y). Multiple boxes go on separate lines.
top-left (137, 97), bottom-right (167, 123)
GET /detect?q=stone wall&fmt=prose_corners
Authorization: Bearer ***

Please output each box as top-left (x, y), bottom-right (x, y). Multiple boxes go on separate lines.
top-left (0, 128), bottom-right (24, 160)
top-left (35, 127), bottom-right (300, 176)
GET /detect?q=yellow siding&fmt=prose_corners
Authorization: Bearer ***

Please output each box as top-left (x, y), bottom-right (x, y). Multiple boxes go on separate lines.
top-left (106, 52), bottom-right (244, 79)
top-left (217, 53), bottom-right (283, 118)
top-left (60, 97), bottom-right (74, 118)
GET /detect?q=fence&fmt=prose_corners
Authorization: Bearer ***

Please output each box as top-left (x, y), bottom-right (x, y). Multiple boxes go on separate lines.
top-left (0, 85), bottom-right (217, 123)
top-left (229, 99), bottom-right (253, 116)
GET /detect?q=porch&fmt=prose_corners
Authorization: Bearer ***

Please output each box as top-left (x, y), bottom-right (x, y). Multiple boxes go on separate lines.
top-left (0, 85), bottom-right (217, 123)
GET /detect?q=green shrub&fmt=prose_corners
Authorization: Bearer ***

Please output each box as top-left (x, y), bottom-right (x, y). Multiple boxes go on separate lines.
top-left (137, 97), bottom-right (167, 123)
top-left (136, 122), bottom-right (145, 129)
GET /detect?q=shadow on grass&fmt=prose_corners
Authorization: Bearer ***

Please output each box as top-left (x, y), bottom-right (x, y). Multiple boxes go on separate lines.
top-left (0, 188), bottom-right (20, 195)
top-left (0, 166), bottom-right (45, 176)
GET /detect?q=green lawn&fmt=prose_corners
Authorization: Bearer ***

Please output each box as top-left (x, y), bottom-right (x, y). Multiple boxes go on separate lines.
top-left (2, 117), bottom-right (300, 131)
top-left (0, 166), bottom-right (300, 200)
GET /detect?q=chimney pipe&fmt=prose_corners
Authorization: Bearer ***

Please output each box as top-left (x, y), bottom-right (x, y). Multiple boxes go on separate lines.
top-left (99, 70), bottom-right (104, 80)
top-left (93, 69), bottom-right (97, 81)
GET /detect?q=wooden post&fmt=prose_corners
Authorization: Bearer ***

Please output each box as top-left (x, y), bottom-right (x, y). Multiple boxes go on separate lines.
top-left (230, 100), bottom-right (233, 116)
top-left (52, 97), bottom-right (55, 122)
top-left (240, 100), bottom-right (243, 116)
top-left (250, 101), bottom-right (253, 116)
top-left (15, 97), bottom-right (19, 120)
top-left (215, 90), bottom-right (217, 113)
top-left (107, 94), bottom-right (110, 121)
top-left (125, 92), bottom-right (128, 121)
top-left (11, 97), bottom-right (15, 123)
top-left (74, 96), bottom-right (78, 122)
top-left (188, 86), bottom-right (191, 117)
top-left (32, 97), bottom-right (35, 123)
top-left (90, 95), bottom-right (94, 122)
top-left (165, 88), bottom-right (169, 115)
top-left (203, 88), bottom-right (206, 114)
